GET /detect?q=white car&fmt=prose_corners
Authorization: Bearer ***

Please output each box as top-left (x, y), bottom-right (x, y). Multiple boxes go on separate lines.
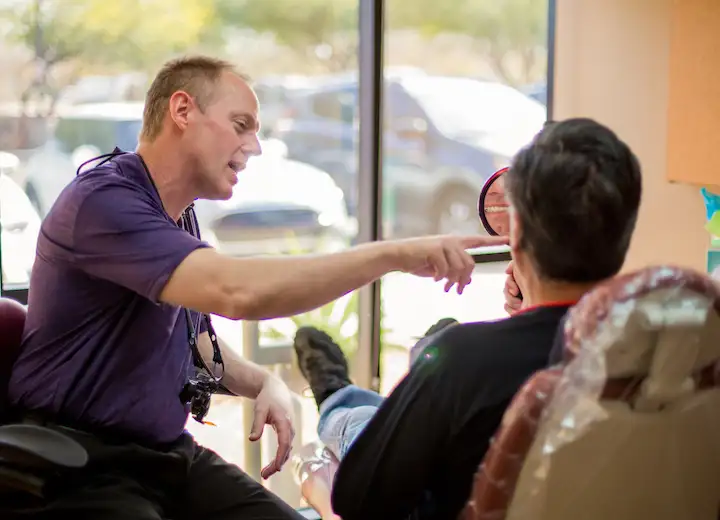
top-left (0, 152), bottom-right (40, 286)
top-left (22, 102), bottom-right (145, 216)
top-left (193, 152), bottom-right (355, 257)
top-left (19, 102), bottom-right (354, 257)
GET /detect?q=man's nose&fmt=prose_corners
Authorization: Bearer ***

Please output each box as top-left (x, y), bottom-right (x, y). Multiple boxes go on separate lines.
top-left (243, 135), bottom-right (262, 157)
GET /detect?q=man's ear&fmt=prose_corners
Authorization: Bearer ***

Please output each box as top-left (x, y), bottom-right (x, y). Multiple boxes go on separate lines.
top-left (168, 90), bottom-right (193, 132)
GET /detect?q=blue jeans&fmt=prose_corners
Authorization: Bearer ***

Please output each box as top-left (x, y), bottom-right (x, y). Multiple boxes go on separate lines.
top-left (317, 385), bottom-right (383, 460)
top-left (316, 330), bottom-right (443, 460)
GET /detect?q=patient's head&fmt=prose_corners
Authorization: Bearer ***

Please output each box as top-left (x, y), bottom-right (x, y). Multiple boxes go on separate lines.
top-left (506, 118), bottom-right (641, 291)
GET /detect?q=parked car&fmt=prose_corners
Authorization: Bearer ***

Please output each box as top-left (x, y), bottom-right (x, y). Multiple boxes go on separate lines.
top-left (253, 75), bottom-right (322, 138)
top-left (274, 74), bottom-right (546, 237)
top-left (193, 153), bottom-right (354, 257)
top-left (0, 152), bottom-right (40, 286)
top-left (0, 103), bottom-right (53, 187)
top-left (20, 102), bottom-right (144, 215)
top-left (18, 102), bottom-right (353, 256)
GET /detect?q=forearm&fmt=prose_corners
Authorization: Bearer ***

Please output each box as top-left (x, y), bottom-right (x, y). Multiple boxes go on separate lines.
top-left (225, 241), bottom-right (401, 320)
top-left (198, 333), bottom-right (269, 398)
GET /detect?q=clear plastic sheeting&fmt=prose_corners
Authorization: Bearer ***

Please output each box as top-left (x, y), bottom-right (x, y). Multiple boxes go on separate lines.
top-left (540, 272), bottom-right (718, 460)
top-left (464, 266), bottom-right (720, 520)
top-left (292, 441), bottom-right (340, 520)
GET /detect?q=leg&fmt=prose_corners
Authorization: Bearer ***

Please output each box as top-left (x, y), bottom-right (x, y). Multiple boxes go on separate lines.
top-left (178, 443), bottom-right (304, 520)
top-left (294, 327), bottom-right (384, 459)
top-left (4, 427), bottom-right (193, 520)
top-left (317, 385), bottom-right (383, 459)
top-left (293, 321), bottom-right (458, 460)
top-left (5, 473), bottom-right (165, 520)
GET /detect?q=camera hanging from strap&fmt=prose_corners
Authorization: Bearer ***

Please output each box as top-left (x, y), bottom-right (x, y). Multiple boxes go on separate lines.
top-left (177, 203), bottom-right (229, 424)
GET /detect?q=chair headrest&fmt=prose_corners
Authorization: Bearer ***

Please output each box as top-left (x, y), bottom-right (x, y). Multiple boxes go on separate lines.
top-left (560, 266), bottom-right (720, 409)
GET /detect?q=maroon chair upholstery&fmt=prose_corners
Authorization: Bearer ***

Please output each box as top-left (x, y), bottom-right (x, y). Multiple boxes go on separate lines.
top-left (0, 297), bottom-right (27, 422)
top-left (0, 297), bottom-right (88, 505)
top-left (462, 266), bottom-right (720, 520)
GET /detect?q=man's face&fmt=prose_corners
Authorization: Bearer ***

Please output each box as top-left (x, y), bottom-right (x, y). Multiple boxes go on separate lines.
top-left (183, 72), bottom-right (262, 200)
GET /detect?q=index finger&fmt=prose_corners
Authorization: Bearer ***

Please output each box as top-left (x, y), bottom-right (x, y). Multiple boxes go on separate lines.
top-left (460, 235), bottom-right (509, 249)
top-left (275, 420), bottom-right (294, 466)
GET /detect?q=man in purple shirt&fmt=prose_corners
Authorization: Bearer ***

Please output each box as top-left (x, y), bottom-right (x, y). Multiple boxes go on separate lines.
top-left (5, 55), bottom-right (505, 519)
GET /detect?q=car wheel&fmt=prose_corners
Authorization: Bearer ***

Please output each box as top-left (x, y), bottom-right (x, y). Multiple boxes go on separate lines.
top-left (433, 189), bottom-right (484, 236)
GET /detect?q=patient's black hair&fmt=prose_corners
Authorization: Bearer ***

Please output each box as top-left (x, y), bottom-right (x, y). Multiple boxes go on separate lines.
top-left (506, 117), bottom-right (642, 283)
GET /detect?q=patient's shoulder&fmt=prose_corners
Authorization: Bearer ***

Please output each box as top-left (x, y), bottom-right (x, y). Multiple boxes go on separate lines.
top-left (432, 306), bottom-right (570, 367)
top-left (413, 308), bottom-right (569, 407)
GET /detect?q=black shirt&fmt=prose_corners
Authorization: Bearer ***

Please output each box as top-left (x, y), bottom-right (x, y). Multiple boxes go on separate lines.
top-left (331, 304), bottom-right (572, 520)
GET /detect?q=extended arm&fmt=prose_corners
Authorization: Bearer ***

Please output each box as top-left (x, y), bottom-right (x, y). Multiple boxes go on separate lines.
top-left (160, 242), bottom-right (399, 321)
top-left (160, 234), bottom-right (505, 322)
top-left (68, 176), bottom-right (506, 324)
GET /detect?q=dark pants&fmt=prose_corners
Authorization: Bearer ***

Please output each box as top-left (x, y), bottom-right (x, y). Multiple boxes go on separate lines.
top-left (5, 426), bottom-right (304, 520)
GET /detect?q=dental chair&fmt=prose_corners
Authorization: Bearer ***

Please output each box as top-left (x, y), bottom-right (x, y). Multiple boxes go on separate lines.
top-left (0, 297), bottom-right (88, 509)
top-left (293, 266), bottom-right (720, 520)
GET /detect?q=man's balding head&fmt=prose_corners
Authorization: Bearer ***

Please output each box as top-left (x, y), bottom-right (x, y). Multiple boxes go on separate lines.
top-left (141, 55), bottom-right (249, 142)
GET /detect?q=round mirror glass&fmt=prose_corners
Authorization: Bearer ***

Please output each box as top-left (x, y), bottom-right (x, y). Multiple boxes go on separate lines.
top-left (478, 167), bottom-right (510, 236)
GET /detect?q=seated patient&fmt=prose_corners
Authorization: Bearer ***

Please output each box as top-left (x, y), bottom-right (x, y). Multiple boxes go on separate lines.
top-left (293, 118), bottom-right (643, 520)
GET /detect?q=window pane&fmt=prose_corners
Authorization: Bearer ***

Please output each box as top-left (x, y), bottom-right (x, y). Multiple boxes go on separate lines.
top-left (0, 1), bottom-right (359, 509)
top-left (380, 1), bottom-right (549, 392)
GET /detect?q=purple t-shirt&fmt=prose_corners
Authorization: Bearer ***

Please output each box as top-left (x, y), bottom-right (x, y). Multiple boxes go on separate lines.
top-left (8, 153), bottom-right (210, 446)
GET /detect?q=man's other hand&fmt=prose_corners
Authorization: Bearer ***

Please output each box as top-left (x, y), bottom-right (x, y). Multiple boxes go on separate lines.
top-left (396, 235), bottom-right (508, 294)
top-left (249, 376), bottom-right (296, 479)
top-left (504, 261), bottom-right (523, 315)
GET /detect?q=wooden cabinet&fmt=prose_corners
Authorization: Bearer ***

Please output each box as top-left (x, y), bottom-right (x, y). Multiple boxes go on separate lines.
top-left (667, 0), bottom-right (720, 189)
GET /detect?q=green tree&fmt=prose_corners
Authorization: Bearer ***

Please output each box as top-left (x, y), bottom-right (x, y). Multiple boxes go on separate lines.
top-left (388, 0), bottom-right (548, 85)
top-left (213, 0), bottom-right (546, 82)
top-left (214, 0), bottom-right (358, 72)
top-left (1, 0), bottom-right (220, 114)
top-left (461, 0), bottom-right (548, 85)
top-left (262, 290), bottom-right (404, 369)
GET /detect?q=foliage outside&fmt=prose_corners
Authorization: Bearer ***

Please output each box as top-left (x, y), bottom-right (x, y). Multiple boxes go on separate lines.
top-left (257, 232), bottom-right (404, 362)
top-left (0, 0), bottom-right (548, 112)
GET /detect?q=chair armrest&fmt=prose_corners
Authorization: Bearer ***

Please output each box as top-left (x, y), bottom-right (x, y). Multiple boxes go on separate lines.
top-left (0, 424), bottom-right (88, 468)
top-left (0, 424), bottom-right (88, 498)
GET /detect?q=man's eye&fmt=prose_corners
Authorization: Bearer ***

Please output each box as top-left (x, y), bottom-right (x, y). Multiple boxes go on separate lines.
top-left (234, 122), bottom-right (247, 132)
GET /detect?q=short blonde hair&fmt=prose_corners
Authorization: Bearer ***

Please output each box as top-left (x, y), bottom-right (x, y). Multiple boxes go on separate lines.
top-left (140, 55), bottom-right (248, 141)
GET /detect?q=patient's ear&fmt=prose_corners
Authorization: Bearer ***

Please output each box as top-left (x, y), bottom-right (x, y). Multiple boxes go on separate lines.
top-left (509, 207), bottom-right (522, 255)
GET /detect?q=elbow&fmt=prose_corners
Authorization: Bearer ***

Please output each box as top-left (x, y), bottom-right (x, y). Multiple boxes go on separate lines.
top-left (219, 285), bottom-right (263, 321)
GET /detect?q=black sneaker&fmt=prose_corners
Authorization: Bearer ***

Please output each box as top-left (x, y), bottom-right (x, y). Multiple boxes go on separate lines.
top-left (293, 326), bottom-right (352, 407)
